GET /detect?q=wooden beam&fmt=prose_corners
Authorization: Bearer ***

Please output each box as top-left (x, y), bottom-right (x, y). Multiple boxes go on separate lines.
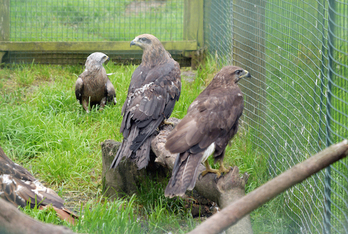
top-left (0, 41), bottom-right (197, 52)
top-left (184, 0), bottom-right (204, 47)
top-left (0, 0), bottom-right (10, 63)
top-left (0, 0), bottom-right (10, 41)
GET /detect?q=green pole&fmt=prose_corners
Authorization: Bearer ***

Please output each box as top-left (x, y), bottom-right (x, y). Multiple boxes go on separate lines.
top-left (323, 0), bottom-right (336, 233)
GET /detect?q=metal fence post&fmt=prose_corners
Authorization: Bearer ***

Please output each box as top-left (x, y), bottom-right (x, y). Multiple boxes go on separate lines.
top-left (323, 0), bottom-right (336, 233)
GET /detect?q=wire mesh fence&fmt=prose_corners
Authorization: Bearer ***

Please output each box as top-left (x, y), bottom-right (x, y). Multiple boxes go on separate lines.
top-left (204, 0), bottom-right (347, 233)
top-left (9, 0), bottom-right (183, 41)
top-left (2, 0), bottom-right (186, 64)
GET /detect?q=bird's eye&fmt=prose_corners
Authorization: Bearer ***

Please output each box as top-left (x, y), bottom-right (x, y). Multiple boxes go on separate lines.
top-left (235, 70), bottom-right (243, 75)
top-left (140, 38), bottom-right (145, 42)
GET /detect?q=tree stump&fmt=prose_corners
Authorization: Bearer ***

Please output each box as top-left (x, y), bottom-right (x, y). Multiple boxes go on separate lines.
top-left (102, 117), bottom-right (253, 234)
top-left (101, 140), bottom-right (168, 199)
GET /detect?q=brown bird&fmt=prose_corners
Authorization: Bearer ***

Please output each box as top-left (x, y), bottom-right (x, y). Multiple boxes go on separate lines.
top-left (75, 52), bottom-right (117, 113)
top-left (0, 146), bottom-right (78, 224)
top-left (110, 34), bottom-right (181, 170)
top-left (164, 66), bottom-right (251, 198)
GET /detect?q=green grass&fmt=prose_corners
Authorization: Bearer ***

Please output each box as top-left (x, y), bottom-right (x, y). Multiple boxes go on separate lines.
top-left (0, 60), bottom-right (288, 233)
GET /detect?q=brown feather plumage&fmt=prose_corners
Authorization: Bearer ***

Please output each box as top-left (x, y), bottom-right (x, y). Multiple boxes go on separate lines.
top-left (0, 146), bottom-right (78, 224)
top-left (165, 66), bottom-right (251, 198)
top-left (110, 34), bottom-right (181, 170)
top-left (75, 52), bottom-right (116, 113)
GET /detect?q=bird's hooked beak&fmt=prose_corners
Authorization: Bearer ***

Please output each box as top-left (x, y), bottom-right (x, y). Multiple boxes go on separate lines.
top-left (236, 70), bottom-right (251, 83)
top-left (130, 37), bottom-right (139, 47)
top-left (102, 55), bottom-right (110, 65)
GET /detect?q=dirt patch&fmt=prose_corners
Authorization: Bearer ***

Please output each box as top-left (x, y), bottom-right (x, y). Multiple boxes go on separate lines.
top-left (125, 1), bottom-right (166, 15)
top-left (62, 190), bottom-right (95, 213)
top-left (181, 69), bottom-right (197, 83)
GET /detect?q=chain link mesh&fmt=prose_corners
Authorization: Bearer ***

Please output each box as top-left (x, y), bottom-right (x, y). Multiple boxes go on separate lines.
top-left (204, 0), bottom-right (347, 233)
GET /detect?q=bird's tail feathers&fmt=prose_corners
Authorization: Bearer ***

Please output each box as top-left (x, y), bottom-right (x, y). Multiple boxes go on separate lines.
top-left (133, 136), bottom-right (154, 170)
top-left (165, 152), bottom-right (203, 198)
top-left (110, 138), bottom-right (133, 169)
top-left (110, 140), bottom-right (125, 169)
top-left (130, 116), bottom-right (164, 152)
top-left (110, 126), bottom-right (139, 169)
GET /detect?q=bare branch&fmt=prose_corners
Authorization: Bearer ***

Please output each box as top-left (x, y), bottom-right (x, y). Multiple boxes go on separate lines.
top-left (188, 140), bottom-right (348, 234)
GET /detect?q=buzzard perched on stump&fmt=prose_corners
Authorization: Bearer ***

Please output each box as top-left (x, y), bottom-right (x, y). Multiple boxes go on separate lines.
top-left (75, 52), bottom-right (117, 113)
top-left (164, 66), bottom-right (251, 198)
top-left (110, 34), bottom-right (181, 170)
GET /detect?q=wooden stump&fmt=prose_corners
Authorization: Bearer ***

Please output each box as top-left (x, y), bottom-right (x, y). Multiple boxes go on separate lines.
top-left (102, 117), bottom-right (253, 234)
top-left (101, 140), bottom-right (168, 199)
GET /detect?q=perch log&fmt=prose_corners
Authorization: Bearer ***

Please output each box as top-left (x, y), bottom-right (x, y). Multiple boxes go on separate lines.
top-left (188, 139), bottom-right (348, 234)
top-left (102, 117), bottom-right (253, 234)
top-left (0, 198), bottom-right (76, 234)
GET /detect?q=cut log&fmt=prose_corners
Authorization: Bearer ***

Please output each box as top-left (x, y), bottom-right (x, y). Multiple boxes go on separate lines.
top-left (101, 140), bottom-right (168, 199)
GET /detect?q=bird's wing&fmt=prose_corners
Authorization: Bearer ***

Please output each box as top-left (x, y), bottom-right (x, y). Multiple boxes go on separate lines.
top-left (0, 147), bottom-right (64, 209)
top-left (164, 86), bottom-right (244, 197)
top-left (75, 76), bottom-right (84, 103)
top-left (111, 60), bottom-right (180, 170)
top-left (105, 79), bottom-right (116, 104)
top-left (165, 86), bottom-right (244, 155)
top-left (120, 60), bottom-right (181, 141)
top-left (0, 147), bottom-right (78, 224)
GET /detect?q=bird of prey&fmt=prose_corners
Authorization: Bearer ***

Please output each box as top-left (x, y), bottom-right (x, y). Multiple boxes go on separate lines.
top-left (110, 34), bottom-right (181, 170)
top-left (0, 146), bottom-right (77, 224)
top-left (75, 52), bottom-right (117, 113)
top-left (164, 66), bottom-right (251, 198)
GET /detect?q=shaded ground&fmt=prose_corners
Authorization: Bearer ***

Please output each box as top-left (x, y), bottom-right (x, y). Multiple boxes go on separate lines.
top-left (182, 190), bottom-right (219, 218)
top-left (181, 69), bottom-right (196, 83)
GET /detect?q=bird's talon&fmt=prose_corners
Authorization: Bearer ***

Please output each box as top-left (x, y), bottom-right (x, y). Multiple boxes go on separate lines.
top-left (198, 174), bottom-right (203, 180)
top-left (200, 170), bottom-right (209, 177)
top-left (214, 175), bottom-right (219, 183)
top-left (163, 120), bottom-right (174, 126)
